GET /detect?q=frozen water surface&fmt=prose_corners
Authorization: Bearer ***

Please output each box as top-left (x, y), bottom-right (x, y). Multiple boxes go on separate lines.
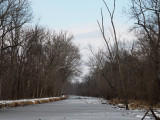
top-left (0, 96), bottom-right (152, 120)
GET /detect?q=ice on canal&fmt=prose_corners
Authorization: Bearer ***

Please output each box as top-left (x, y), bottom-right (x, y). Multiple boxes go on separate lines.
top-left (0, 96), bottom-right (152, 120)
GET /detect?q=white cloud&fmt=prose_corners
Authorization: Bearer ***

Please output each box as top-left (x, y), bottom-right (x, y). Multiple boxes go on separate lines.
top-left (61, 22), bottom-right (135, 80)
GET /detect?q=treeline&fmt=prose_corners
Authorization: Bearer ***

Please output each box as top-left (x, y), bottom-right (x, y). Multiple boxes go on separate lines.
top-left (74, 0), bottom-right (160, 106)
top-left (0, 0), bottom-right (80, 100)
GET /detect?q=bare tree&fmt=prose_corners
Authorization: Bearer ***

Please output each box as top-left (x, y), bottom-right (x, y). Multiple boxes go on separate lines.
top-left (0, 0), bottom-right (32, 99)
top-left (97, 0), bottom-right (128, 109)
top-left (129, 0), bottom-right (160, 103)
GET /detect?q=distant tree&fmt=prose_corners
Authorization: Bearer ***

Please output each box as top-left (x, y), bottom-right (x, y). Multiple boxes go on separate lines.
top-left (129, 0), bottom-right (160, 103)
top-left (0, 0), bottom-right (32, 99)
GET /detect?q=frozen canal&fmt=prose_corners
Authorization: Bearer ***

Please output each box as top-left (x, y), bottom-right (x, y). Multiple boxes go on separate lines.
top-left (0, 96), bottom-right (151, 120)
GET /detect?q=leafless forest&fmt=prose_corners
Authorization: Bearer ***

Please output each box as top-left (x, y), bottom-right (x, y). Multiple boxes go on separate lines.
top-left (0, 0), bottom-right (81, 100)
top-left (71, 0), bottom-right (160, 107)
top-left (0, 0), bottom-right (160, 108)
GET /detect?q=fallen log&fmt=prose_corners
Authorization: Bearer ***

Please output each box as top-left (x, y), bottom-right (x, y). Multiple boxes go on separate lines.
top-left (141, 108), bottom-right (150, 120)
top-left (150, 108), bottom-right (160, 120)
top-left (142, 107), bottom-right (160, 120)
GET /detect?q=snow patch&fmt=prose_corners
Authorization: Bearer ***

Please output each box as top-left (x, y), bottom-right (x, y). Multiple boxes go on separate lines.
top-left (135, 114), bottom-right (151, 119)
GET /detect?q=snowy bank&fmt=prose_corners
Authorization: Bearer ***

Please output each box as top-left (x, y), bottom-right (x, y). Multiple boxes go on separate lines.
top-left (107, 98), bottom-right (160, 119)
top-left (0, 96), bottom-right (67, 109)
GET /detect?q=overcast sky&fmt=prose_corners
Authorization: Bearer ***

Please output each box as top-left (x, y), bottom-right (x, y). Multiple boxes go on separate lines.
top-left (31, 0), bottom-right (132, 80)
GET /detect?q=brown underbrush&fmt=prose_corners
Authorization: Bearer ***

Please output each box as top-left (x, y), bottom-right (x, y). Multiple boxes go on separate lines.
top-left (0, 96), bottom-right (67, 109)
top-left (108, 98), bottom-right (160, 110)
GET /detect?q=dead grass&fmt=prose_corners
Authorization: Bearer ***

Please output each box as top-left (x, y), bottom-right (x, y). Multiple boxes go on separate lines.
top-left (108, 98), bottom-right (124, 105)
top-left (8, 101), bottom-right (35, 107)
top-left (0, 96), bottom-right (67, 109)
top-left (54, 98), bottom-right (61, 101)
top-left (128, 99), bottom-right (150, 110)
top-left (9, 102), bottom-right (19, 107)
top-left (34, 100), bottom-right (41, 104)
top-left (153, 102), bottom-right (160, 109)
top-left (21, 101), bottom-right (34, 106)
top-left (0, 104), bottom-right (6, 108)
top-left (40, 99), bottom-right (50, 104)
top-left (108, 99), bottom-right (157, 110)
top-left (49, 98), bottom-right (54, 102)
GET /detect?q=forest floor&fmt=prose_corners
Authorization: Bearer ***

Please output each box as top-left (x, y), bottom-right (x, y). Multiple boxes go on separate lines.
top-left (108, 98), bottom-right (160, 110)
top-left (108, 98), bottom-right (160, 119)
top-left (0, 96), bottom-right (158, 120)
